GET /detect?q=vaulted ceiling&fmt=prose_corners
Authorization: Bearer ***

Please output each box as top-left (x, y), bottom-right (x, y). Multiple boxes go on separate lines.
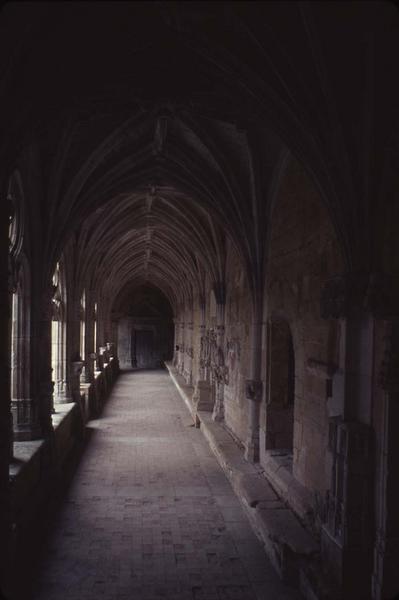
top-left (1, 1), bottom-right (398, 311)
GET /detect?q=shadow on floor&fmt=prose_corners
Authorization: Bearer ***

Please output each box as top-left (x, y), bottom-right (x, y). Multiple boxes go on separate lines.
top-left (9, 428), bottom-right (96, 600)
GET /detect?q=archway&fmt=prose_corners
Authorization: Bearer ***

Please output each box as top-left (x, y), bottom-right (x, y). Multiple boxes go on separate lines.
top-left (116, 284), bottom-right (174, 370)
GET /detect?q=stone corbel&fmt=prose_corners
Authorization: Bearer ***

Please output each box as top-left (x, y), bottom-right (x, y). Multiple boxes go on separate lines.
top-left (245, 379), bottom-right (263, 401)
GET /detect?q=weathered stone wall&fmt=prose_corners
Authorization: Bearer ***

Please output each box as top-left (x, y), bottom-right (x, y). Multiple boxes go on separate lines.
top-left (223, 242), bottom-right (252, 442)
top-left (262, 157), bottom-right (344, 495)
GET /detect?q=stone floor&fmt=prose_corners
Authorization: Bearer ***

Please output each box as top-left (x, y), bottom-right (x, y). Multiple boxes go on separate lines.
top-left (30, 370), bottom-right (301, 600)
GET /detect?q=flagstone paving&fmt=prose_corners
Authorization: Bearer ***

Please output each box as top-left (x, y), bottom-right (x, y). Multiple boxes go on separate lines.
top-left (31, 370), bottom-right (301, 600)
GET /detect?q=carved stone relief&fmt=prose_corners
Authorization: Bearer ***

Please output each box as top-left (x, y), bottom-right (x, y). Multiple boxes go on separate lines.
top-left (199, 329), bottom-right (228, 384)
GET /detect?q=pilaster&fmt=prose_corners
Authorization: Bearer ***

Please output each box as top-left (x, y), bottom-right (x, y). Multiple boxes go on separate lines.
top-left (0, 177), bottom-right (12, 589)
top-left (320, 272), bottom-right (381, 598)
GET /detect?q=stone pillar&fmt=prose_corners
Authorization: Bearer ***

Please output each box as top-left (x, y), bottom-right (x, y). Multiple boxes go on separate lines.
top-left (179, 320), bottom-right (185, 375)
top-left (56, 313), bottom-right (73, 403)
top-left (372, 319), bottom-right (399, 599)
top-left (184, 317), bottom-right (193, 385)
top-left (36, 292), bottom-right (54, 439)
top-left (245, 291), bottom-right (263, 462)
top-left (193, 303), bottom-right (212, 416)
top-left (71, 358), bottom-right (86, 429)
top-left (172, 317), bottom-right (178, 367)
top-left (71, 359), bottom-right (84, 404)
top-left (198, 303), bottom-right (206, 380)
top-left (83, 291), bottom-right (95, 384)
top-left (9, 276), bottom-right (41, 439)
top-left (0, 180), bottom-right (12, 590)
top-left (212, 300), bottom-right (226, 422)
top-left (319, 273), bottom-right (377, 599)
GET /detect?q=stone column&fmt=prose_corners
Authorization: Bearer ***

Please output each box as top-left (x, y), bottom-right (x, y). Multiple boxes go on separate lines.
top-left (320, 273), bottom-right (376, 599)
top-left (83, 291), bottom-right (95, 384)
top-left (0, 180), bottom-right (12, 590)
top-left (172, 318), bottom-right (178, 366)
top-left (36, 292), bottom-right (54, 439)
top-left (212, 296), bottom-right (226, 422)
top-left (71, 358), bottom-right (85, 427)
top-left (245, 291), bottom-right (263, 462)
top-left (372, 319), bottom-right (399, 599)
top-left (56, 314), bottom-right (73, 403)
top-left (184, 316), bottom-right (194, 385)
top-left (198, 301), bottom-right (206, 380)
top-left (179, 319), bottom-right (185, 375)
top-left (10, 277), bottom-right (41, 438)
top-left (193, 300), bottom-right (213, 416)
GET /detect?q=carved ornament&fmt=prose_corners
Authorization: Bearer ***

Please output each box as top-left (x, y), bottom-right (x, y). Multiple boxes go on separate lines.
top-left (199, 329), bottom-right (228, 384)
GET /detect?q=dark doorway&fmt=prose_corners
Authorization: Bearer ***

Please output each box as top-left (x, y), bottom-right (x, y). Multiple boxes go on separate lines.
top-left (116, 284), bottom-right (174, 369)
top-left (133, 329), bottom-right (154, 369)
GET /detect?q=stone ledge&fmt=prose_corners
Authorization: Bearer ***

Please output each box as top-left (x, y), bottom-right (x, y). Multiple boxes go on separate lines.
top-left (10, 439), bottom-right (45, 481)
top-left (166, 362), bottom-right (320, 591)
top-left (165, 362), bottom-right (196, 420)
top-left (262, 450), bottom-right (314, 526)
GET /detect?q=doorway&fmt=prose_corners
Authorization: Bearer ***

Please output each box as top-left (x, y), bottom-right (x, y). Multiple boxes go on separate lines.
top-left (133, 329), bottom-right (155, 369)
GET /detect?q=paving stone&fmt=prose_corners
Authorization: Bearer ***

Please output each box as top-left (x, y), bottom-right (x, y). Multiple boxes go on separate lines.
top-left (29, 370), bottom-right (301, 600)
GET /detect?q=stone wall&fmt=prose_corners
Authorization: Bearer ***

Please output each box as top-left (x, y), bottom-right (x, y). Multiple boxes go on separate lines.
top-left (262, 157), bottom-right (344, 495)
top-left (223, 242), bottom-right (252, 442)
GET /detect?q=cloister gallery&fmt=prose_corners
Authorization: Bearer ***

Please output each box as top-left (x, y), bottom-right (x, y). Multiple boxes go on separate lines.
top-left (0, 2), bottom-right (399, 600)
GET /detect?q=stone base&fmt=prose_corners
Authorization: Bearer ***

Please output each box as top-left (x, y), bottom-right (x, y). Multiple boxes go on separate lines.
top-left (193, 380), bottom-right (213, 412)
top-left (13, 424), bottom-right (42, 442)
top-left (11, 399), bottom-right (42, 441)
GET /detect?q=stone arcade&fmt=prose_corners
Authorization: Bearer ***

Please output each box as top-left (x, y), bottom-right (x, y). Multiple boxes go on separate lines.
top-left (0, 2), bottom-right (399, 599)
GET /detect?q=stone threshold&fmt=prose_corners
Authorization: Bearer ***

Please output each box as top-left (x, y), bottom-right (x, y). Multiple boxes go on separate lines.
top-left (165, 362), bottom-right (320, 597)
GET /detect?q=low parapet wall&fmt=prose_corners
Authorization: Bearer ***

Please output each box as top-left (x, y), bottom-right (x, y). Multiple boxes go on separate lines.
top-left (6, 358), bottom-right (120, 599)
